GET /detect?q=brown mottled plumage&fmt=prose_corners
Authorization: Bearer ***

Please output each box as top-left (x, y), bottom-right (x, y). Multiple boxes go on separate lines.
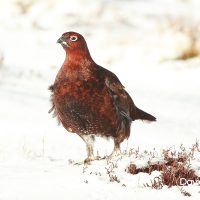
top-left (49, 31), bottom-right (156, 163)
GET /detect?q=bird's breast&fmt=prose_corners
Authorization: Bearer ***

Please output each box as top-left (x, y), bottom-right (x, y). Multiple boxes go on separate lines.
top-left (52, 77), bottom-right (120, 136)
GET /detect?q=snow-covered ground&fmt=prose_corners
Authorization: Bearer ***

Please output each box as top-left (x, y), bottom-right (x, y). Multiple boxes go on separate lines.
top-left (0, 0), bottom-right (200, 199)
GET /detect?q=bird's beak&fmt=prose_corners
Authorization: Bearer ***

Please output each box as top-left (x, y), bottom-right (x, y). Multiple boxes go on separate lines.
top-left (57, 37), bottom-right (63, 44)
top-left (57, 36), bottom-right (69, 47)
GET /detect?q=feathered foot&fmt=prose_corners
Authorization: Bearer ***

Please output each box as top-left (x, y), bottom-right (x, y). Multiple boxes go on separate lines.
top-left (74, 155), bottom-right (102, 165)
top-left (74, 134), bottom-right (102, 165)
top-left (107, 139), bottom-right (122, 159)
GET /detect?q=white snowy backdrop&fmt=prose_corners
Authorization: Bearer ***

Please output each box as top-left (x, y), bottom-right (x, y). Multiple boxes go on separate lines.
top-left (0, 0), bottom-right (200, 199)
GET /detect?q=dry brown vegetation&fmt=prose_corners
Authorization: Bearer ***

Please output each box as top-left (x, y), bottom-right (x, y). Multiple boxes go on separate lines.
top-left (166, 17), bottom-right (200, 60)
top-left (15, 0), bottom-right (34, 14)
top-left (105, 159), bottom-right (121, 183)
top-left (127, 142), bottom-right (200, 196)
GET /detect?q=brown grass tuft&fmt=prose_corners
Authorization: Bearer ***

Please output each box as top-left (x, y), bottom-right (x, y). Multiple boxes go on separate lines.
top-left (127, 142), bottom-right (200, 196)
top-left (166, 17), bottom-right (200, 60)
top-left (15, 0), bottom-right (34, 15)
top-left (105, 161), bottom-right (120, 183)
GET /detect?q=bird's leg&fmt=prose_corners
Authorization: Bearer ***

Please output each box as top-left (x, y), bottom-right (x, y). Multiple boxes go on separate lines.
top-left (77, 134), bottom-right (101, 164)
top-left (84, 135), bottom-right (95, 163)
top-left (108, 139), bottom-right (122, 159)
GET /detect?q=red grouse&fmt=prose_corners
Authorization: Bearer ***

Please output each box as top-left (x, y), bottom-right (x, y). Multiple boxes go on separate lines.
top-left (49, 31), bottom-right (156, 163)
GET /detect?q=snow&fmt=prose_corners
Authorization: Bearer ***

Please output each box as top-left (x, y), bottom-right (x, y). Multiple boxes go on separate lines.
top-left (0, 0), bottom-right (200, 199)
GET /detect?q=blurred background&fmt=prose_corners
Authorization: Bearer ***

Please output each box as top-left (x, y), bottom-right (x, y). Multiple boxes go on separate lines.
top-left (0, 0), bottom-right (200, 161)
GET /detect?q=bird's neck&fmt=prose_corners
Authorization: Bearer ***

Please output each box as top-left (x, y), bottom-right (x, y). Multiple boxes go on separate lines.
top-left (63, 48), bottom-right (95, 71)
top-left (57, 49), bottom-right (96, 81)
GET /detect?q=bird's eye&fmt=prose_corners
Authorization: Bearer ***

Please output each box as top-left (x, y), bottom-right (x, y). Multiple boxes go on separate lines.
top-left (70, 36), bottom-right (78, 42)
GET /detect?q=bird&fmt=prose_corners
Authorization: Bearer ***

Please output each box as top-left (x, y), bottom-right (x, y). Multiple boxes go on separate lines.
top-left (49, 31), bottom-right (156, 164)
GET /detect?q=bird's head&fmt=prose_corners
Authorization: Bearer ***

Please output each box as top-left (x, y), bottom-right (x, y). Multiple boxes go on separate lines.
top-left (57, 32), bottom-right (88, 51)
top-left (57, 31), bottom-right (94, 66)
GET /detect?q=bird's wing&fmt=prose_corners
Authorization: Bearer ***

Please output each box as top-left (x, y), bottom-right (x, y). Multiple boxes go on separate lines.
top-left (104, 70), bottom-right (156, 122)
top-left (104, 70), bottom-right (137, 121)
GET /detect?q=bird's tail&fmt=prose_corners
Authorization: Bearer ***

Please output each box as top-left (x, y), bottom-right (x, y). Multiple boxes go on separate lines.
top-left (135, 107), bottom-right (156, 122)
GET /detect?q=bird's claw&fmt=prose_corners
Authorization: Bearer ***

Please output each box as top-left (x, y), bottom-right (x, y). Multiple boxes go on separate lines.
top-left (74, 155), bottom-right (103, 165)
top-left (107, 149), bottom-right (122, 160)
